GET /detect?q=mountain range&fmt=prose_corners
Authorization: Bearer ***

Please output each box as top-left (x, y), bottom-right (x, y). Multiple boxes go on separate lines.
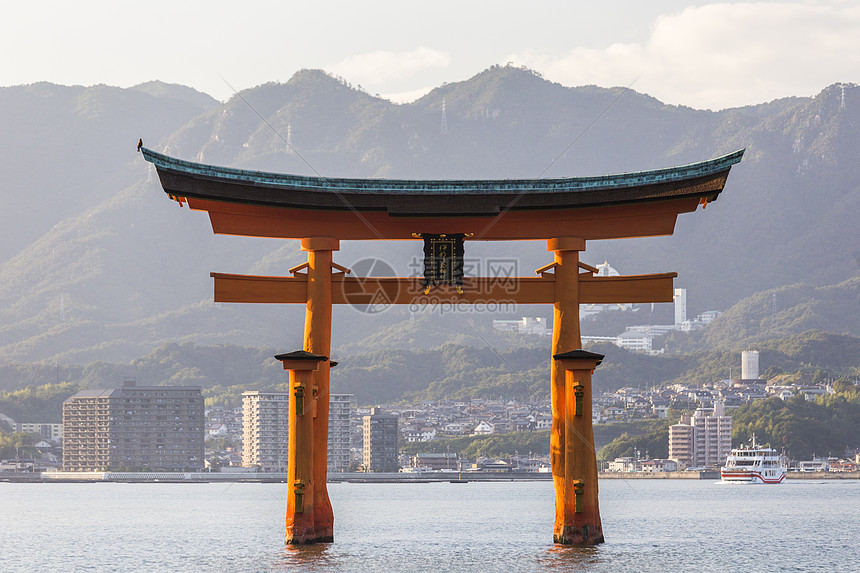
top-left (1, 66), bottom-right (859, 367)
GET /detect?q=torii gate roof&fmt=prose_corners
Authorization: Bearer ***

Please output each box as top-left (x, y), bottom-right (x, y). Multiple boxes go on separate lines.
top-left (139, 145), bottom-right (743, 241)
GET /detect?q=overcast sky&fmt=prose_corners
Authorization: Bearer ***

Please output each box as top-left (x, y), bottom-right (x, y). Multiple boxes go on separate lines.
top-left (2, 0), bottom-right (858, 110)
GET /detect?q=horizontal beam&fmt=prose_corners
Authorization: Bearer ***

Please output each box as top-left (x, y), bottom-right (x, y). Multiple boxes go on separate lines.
top-left (211, 272), bottom-right (676, 305)
top-left (193, 197), bottom-right (698, 241)
top-left (579, 272), bottom-right (677, 303)
top-left (212, 273), bottom-right (308, 304)
top-left (211, 273), bottom-right (554, 305)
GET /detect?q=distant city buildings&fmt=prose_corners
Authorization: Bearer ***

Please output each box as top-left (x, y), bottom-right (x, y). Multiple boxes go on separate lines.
top-left (362, 407), bottom-right (398, 472)
top-left (669, 402), bottom-right (732, 468)
top-left (492, 317), bottom-right (549, 336)
top-left (410, 452), bottom-right (459, 471)
top-left (607, 457), bottom-right (678, 473)
top-left (472, 420), bottom-right (495, 435)
top-left (582, 261), bottom-right (633, 316)
top-left (607, 457), bottom-right (639, 472)
top-left (604, 287), bottom-right (721, 355)
top-left (13, 422), bottom-right (62, 441)
top-left (34, 361), bottom-right (856, 476)
top-left (62, 381), bottom-right (204, 471)
top-left (195, 348), bottom-right (851, 476)
top-left (614, 330), bottom-right (654, 353)
top-left (491, 263), bottom-right (724, 355)
top-left (641, 459), bottom-right (678, 473)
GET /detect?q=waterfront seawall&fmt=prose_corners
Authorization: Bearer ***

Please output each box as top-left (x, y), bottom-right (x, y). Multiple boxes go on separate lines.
top-left (26, 470), bottom-right (554, 483)
top-left (7, 470), bottom-right (858, 483)
top-left (787, 471), bottom-right (860, 479)
top-left (598, 471), bottom-right (719, 480)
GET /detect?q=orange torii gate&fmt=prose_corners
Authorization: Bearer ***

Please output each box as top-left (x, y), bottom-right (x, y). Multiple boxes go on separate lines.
top-left (139, 142), bottom-right (743, 545)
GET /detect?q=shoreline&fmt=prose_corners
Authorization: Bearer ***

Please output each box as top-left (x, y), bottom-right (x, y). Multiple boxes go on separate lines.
top-left (2, 470), bottom-right (857, 483)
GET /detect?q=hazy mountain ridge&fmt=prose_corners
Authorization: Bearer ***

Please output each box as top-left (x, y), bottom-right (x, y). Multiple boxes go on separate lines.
top-left (0, 82), bottom-right (216, 264)
top-left (129, 81), bottom-right (219, 111)
top-left (676, 275), bottom-right (860, 352)
top-left (1, 68), bottom-right (860, 364)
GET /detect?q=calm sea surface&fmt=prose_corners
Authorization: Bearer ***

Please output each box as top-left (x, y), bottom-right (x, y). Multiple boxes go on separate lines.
top-left (1, 479), bottom-right (857, 572)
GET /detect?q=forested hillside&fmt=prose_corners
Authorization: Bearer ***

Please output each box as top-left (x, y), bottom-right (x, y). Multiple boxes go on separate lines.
top-left (731, 382), bottom-right (860, 460)
top-left (672, 276), bottom-right (860, 352)
top-left (2, 326), bottom-right (859, 427)
top-left (1, 68), bottom-right (860, 365)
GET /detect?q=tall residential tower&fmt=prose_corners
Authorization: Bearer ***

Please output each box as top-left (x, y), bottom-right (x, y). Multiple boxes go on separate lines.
top-left (328, 394), bottom-right (353, 472)
top-left (242, 391), bottom-right (290, 471)
top-left (62, 381), bottom-right (204, 471)
top-left (362, 407), bottom-right (398, 472)
top-left (242, 391), bottom-right (353, 472)
top-left (669, 402), bottom-right (732, 468)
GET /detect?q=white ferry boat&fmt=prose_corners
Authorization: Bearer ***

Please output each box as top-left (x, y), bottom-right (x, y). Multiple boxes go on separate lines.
top-left (720, 437), bottom-right (786, 484)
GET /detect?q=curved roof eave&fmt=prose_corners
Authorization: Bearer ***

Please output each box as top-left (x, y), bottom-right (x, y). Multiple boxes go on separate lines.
top-left (139, 145), bottom-right (744, 198)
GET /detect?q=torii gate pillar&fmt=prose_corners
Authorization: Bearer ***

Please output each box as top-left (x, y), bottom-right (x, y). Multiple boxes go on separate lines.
top-left (553, 349), bottom-right (605, 545)
top-left (276, 350), bottom-right (329, 545)
top-left (549, 237), bottom-right (604, 545)
top-left (301, 237), bottom-right (338, 543)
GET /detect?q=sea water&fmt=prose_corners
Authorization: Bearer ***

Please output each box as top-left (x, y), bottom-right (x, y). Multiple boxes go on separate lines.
top-left (1, 479), bottom-right (857, 572)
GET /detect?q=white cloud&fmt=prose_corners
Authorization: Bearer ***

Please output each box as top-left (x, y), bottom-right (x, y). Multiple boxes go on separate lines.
top-left (509, 1), bottom-right (860, 110)
top-left (328, 47), bottom-right (451, 87)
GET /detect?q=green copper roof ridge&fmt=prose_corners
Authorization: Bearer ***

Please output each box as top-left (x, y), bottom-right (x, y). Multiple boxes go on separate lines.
top-left (139, 143), bottom-right (744, 196)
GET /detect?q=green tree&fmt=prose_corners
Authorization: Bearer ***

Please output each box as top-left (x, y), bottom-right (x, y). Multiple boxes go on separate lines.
top-left (0, 431), bottom-right (35, 459)
top-left (597, 420), bottom-right (671, 461)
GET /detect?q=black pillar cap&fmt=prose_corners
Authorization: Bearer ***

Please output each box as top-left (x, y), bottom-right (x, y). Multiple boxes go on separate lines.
top-left (274, 350), bottom-right (329, 362)
top-left (552, 349), bottom-right (604, 365)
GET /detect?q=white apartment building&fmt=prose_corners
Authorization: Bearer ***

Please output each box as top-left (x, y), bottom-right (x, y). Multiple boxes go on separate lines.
top-left (492, 317), bottom-right (549, 335)
top-left (608, 457), bottom-right (639, 472)
top-left (616, 330), bottom-right (653, 353)
top-left (243, 391), bottom-right (354, 473)
top-left (674, 288), bottom-right (687, 325)
top-left (668, 420), bottom-right (694, 468)
top-left (15, 422), bottom-right (62, 441)
top-left (242, 391), bottom-right (289, 472)
top-left (692, 402), bottom-right (732, 467)
top-left (742, 350), bottom-right (760, 380)
top-left (669, 402), bottom-right (732, 469)
top-left (328, 394), bottom-right (352, 472)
